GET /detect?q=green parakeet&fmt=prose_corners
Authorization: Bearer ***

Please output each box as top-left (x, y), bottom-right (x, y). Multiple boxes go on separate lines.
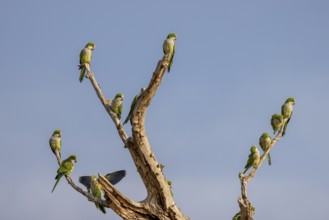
top-left (281, 97), bottom-right (295, 136)
top-left (271, 114), bottom-right (284, 134)
top-left (163, 33), bottom-right (177, 72)
top-left (232, 212), bottom-right (241, 220)
top-left (79, 42), bottom-right (96, 82)
top-left (51, 155), bottom-right (77, 193)
top-left (110, 93), bottom-right (124, 119)
top-left (123, 88), bottom-right (146, 125)
top-left (259, 133), bottom-right (272, 165)
top-left (79, 170), bottom-right (126, 193)
top-left (49, 130), bottom-right (61, 157)
top-left (243, 146), bottom-right (260, 174)
top-left (90, 176), bottom-right (106, 214)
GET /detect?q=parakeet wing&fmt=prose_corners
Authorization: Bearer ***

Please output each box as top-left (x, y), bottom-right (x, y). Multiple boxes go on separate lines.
top-left (61, 160), bottom-right (74, 172)
top-left (245, 153), bottom-right (255, 169)
top-left (282, 111), bottom-right (293, 136)
top-left (168, 43), bottom-right (175, 72)
top-left (106, 170), bottom-right (126, 185)
top-left (118, 104), bottom-right (122, 119)
top-left (79, 176), bottom-right (92, 190)
top-left (49, 138), bottom-right (54, 153)
top-left (79, 50), bottom-right (83, 65)
top-left (172, 44), bottom-right (175, 62)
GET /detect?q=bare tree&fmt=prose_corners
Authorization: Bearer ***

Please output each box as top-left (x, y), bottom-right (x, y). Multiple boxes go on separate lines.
top-left (50, 37), bottom-right (294, 220)
top-left (52, 48), bottom-right (188, 220)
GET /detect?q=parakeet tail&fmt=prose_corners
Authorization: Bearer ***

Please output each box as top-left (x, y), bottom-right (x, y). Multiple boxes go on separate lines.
top-left (51, 174), bottom-right (63, 193)
top-left (282, 123), bottom-right (287, 136)
top-left (123, 116), bottom-right (129, 125)
top-left (282, 117), bottom-right (290, 137)
top-left (168, 59), bottom-right (172, 72)
top-left (243, 168), bottom-right (248, 174)
top-left (79, 67), bottom-right (85, 83)
top-left (99, 205), bottom-right (106, 214)
top-left (268, 153), bottom-right (272, 166)
top-left (95, 203), bottom-right (106, 214)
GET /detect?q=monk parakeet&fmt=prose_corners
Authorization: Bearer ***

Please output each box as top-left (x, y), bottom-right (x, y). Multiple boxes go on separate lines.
top-left (123, 88), bottom-right (146, 125)
top-left (49, 130), bottom-right (61, 157)
top-left (232, 212), bottom-right (241, 220)
top-left (51, 155), bottom-right (77, 193)
top-left (79, 42), bottom-right (95, 82)
top-left (90, 176), bottom-right (106, 214)
top-left (271, 114), bottom-right (284, 134)
top-left (259, 133), bottom-right (272, 165)
top-left (163, 33), bottom-right (177, 72)
top-left (79, 170), bottom-right (126, 193)
top-left (281, 97), bottom-right (295, 136)
top-left (243, 146), bottom-right (260, 174)
top-left (110, 93), bottom-right (124, 119)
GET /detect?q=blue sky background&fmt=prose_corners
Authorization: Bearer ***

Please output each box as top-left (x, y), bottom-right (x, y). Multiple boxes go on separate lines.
top-left (0, 1), bottom-right (328, 219)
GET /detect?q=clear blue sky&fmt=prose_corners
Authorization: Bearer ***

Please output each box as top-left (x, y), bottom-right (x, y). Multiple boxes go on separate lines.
top-left (1, 1), bottom-right (328, 219)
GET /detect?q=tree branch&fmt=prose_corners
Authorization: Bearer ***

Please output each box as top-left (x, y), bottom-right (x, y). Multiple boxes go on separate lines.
top-left (85, 63), bottom-right (129, 144)
top-left (81, 54), bottom-right (188, 219)
top-left (53, 150), bottom-right (109, 208)
top-left (238, 118), bottom-right (289, 220)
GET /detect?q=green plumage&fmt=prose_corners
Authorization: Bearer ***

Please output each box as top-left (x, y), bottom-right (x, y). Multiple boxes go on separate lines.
top-left (123, 88), bottom-right (146, 125)
top-left (232, 212), bottom-right (241, 220)
top-left (259, 133), bottom-right (272, 165)
top-left (49, 130), bottom-right (61, 157)
top-left (52, 155), bottom-right (77, 193)
top-left (110, 93), bottom-right (124, 119)
top-left (90, 176), bottom-right (106, 214)
top-left (163, 33), bottom-right (177, 72)
top-left (271, 114), bottom-right (284, 134)
top-left (243, 146), bottom-right (260, 174)
top-left (79, 42), bottom-right (95, 82)
top-left (281, 97), bottom-right (295, 136)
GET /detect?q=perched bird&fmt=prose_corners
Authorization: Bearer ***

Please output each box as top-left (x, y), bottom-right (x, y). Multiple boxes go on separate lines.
top-left (110, 93), bottom-right (124, 119)
top-left (90, 176), bottom-right (106, 214)
top-left (79, 42), bottom-right (96, 82)
top-left (281, 97), bottom-right (295, 136)
top-left (51, 155), bottom-right (77, 193)
top-left (259, 133), bottom-right (272, 165)
top-left (163, 33), bottom-right (177, 72)
top-left (271, 114), bottom-right (284, 134)
top-left (167, 180), bottom-right (174, 196)
top-left (123, 88), bottom-right (146, 125)
top-left (49, 130), bottom-right (61, 157)
top-left (79, 170), bottom-right (126, 192)
top-left (232, 212), bottom-right (241, 220)
top-left (243, 146), bottom-right (260, 174)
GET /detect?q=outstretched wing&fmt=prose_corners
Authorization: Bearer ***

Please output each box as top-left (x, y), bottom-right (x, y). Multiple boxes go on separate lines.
top-left (79, 176), bottom-right (92, 191)
top-left (106, 170), bottom-right (126, 185)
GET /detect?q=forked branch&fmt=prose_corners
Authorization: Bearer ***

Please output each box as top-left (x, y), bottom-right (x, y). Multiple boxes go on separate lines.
top-left (82, 54), bottom-right (188, 219)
